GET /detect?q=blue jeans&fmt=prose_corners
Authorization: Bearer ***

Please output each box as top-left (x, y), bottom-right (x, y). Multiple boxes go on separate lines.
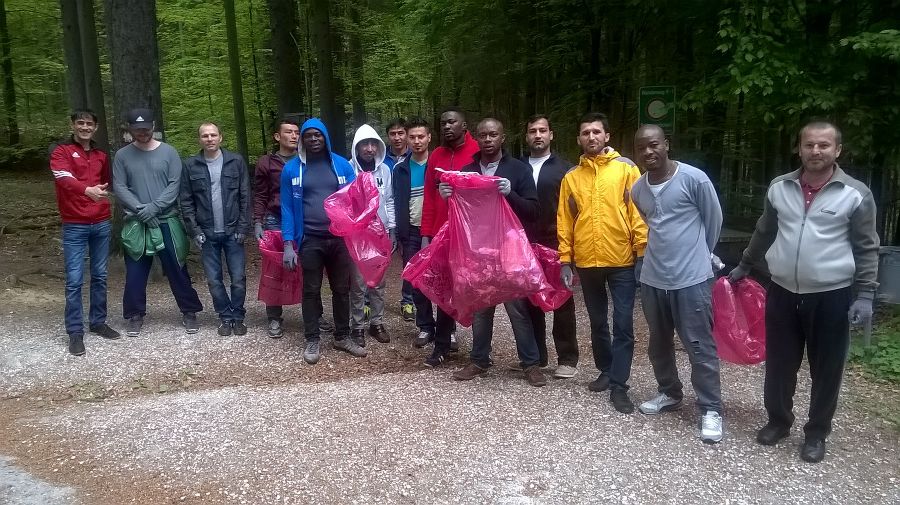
top-left (201, 233), bottom-right (247, 322)
top-left (123, 223), bottom-right (203, 319)
top-left (470, 299), bottom-right (541, 368)
top-left (578, 266), bottom-right (636, 390)
top-left (62, 220), bottom-right (111, 335)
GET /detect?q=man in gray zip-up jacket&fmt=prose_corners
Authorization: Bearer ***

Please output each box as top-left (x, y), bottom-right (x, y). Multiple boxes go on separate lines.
top-left (730, 121), bottom-right (879, 464)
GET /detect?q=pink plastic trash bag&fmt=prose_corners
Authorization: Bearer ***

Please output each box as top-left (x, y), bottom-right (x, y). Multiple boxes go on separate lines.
top-left (441, 170), bottom-right (546, 325)
top-left (712, 276), bottom-right (767, 365)
top-left (528, 243), bottom-right (573, 311)
top-left (257, 230), bottom-right (302, 306)
top-left (323, 172), bottom-right (392, 287)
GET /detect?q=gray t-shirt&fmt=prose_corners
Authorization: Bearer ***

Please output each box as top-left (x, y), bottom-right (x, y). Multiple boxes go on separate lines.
top-left (631, 162), bottom-right (723, 290)
top-left (205, 153), bottom-right (225, 233)
top-left (303, 157), bottom-right (338, 235)
top-left (112, 142), bottom-right (183, 218)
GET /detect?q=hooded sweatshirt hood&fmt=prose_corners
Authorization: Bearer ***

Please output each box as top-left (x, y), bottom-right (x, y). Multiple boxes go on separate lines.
top-left (298, 117), bottom-right (333, 164)
top-left (350, 124), bottom-right (387, 171)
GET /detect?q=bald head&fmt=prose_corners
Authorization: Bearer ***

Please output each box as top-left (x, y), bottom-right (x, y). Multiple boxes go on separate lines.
top-left (634, 124), bottom-right (669, 173)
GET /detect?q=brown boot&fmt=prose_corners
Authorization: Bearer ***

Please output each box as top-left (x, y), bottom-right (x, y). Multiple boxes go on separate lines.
top-left (524, 365), bottom-right (547, 387)
top-left (452, 363), bottom-right (487, 381)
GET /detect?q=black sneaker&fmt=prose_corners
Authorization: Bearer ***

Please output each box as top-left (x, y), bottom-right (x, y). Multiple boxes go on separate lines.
top-left (183, 313), bottom-right (200, 334)
top-left (68, 333), bottom-right (85, 356)
top-left (351, 328), bottom-right (366, 347)
top-left (303, 340), bottom-right (321, 365)
top-left (610, 388), bottom-right (634, 414)
top-left (333, 337), bottom-right (367, 357)
top-left (217, 321), bottom-right (233, 336)
top-left (368, 324), bottom-right (390, 343)
top-left (800, 438), bottom-right (826, 463)
top-left (424, 349), bottom-right (448, 368)
top-left (126, 316), bottom-right (143, 337)
top-left (267, 318), bottom-right (283, 338)
top-left (232, 320), bottom-right (247, 336)
top-left (756, 423), bottom-right (790, 446)
top-left (89, 323), bottom-right (121, 340)
top-left (588, 373), bottom-right (610, 392)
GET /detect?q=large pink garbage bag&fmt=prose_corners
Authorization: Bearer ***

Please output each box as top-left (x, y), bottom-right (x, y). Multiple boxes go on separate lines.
top-left (324, 172), bottom-right (392, 287)
top-left (528, 243), bottom-right (573, 311)
top-left (712, 276), bottom-right (767, 365)
top-left (257, 230), bottom-right (302, 306)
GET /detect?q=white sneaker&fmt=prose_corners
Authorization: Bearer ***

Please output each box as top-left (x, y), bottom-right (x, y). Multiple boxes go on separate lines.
top-left (553, 365), bottom-right (577, 379)
top-left (639, 393), bottom-right (683, 415)
top-left (700, 411), bottom-right (723, 444)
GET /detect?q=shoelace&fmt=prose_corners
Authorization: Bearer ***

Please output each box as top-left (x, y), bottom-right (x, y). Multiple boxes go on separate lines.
top-left (703, 413), bottom-right (722, 431)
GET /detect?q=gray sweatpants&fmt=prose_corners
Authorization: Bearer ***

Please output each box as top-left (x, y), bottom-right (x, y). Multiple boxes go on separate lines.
top-left (350, 266), bottom-right (385, 330)
top-left (641, 279), bottom-right (723, 414)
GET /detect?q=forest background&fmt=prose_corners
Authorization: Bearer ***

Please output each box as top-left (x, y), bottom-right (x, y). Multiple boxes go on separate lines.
top-left (0, 0), bottom-right (899, 242)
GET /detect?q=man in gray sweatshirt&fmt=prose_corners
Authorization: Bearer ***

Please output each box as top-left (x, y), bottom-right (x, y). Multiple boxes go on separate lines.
top-left (112, 108), bottom-right (203, 337)
top-left (630, 124), bottom-right (724, 444)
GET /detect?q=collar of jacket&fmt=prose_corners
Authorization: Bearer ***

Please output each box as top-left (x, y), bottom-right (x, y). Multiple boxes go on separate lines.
top-left (579, 147), bottom-right (621, 172)
top-left (192, 148), bottom-right (240, 164)
top-left (446, 131), bottom-right (477, 152)
top-left (785, 163), bottom-right (850, 188)
top-left (65, 135), bottom-right (98, 150)
top-left (472, 149), bottom-right (510, 165)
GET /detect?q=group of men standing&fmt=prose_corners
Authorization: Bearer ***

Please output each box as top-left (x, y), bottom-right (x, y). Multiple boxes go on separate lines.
top-left (50, 105), bottom-right (877, 461)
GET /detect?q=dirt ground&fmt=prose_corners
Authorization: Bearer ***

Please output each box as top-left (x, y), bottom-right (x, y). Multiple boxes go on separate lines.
top-left (0, 171), bottom-right (898, 504)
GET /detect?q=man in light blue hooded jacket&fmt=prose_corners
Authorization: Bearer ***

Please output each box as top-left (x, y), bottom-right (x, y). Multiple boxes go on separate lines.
top-left (280, 118), bottom-right (366, 364)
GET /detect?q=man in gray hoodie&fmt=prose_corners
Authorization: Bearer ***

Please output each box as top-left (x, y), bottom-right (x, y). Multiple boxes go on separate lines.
top-left (349, 124), bottom-right (396, 346)
top-left (729, 121), bottom-right (879, 463)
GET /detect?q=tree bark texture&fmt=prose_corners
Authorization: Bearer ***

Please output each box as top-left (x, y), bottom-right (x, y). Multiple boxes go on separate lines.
top-left (267, 0), bottom-right (304, 118)
top-left (224, 0), bottom-right (250, 161)
top-left (0, 0), bottom-right (19, 144)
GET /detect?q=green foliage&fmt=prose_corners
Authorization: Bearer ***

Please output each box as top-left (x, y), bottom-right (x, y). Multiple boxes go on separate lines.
top-left (850, 306), bottom-right (900, 383)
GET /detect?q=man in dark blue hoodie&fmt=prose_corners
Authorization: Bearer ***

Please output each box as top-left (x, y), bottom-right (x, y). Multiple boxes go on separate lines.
top-left (280, 118), bottom-right (365, 365)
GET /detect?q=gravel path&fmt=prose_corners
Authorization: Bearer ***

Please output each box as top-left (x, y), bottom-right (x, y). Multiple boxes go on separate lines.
top-left (0, 230), bottom-right (898, 503)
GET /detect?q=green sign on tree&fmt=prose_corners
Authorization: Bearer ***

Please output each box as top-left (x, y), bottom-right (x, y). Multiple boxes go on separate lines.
top-left (639, 86), bottom-right (676, 134)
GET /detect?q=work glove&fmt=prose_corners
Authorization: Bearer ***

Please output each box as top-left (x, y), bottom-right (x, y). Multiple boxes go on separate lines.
top-left (728, 263), bottom-right (751, 283)
top-left (233, 233), bottom-right (245, 244)
top-left (438, 182), bottom-right (453, 200)
top-left (496, 178), bottom-right (511, 196)
top-left (421, 236), bottom-right (431, 249)
top-left (136, 203), bottom-right (158, 223)
top-left (194, 234), bottom-right (206, 249)
top-left (848, 296), bottom-right (874, 326)
top-left (144, 216), bottom-right (160, 228)
top-left (634, 256), bottom-right (643, 284)
top-left (561, 264), bottom-right (576, 290)
top-left (283, 243), bottom-right (298, 270)
top-left (389, 228), bottom-right (398, 254)
top-left (254, 222), bottom-right (265, 241)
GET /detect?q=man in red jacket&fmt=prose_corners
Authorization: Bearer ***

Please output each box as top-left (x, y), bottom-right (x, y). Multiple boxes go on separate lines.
top-left (419, 107), bottom-right (479, 367)
top-left (49, 110), bottom-right (121, 355)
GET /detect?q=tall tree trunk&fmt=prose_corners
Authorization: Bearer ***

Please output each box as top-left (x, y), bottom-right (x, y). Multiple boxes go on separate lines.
top-left (75, 0), bottom-right (109, 150)
top-left (248, 0), bottom-right (268, 155)
top-left (310, 0), bottom-right (346, 156)
top-left (268, 0), bottom-right (304, 117)
top-left (60, 0), bottom-right (87, 110)
top-left (104, 0), bottom-right (164, 148)
top-left (0, 0), bottom-right (19, 144)
top-left (348, 2), bottom-right (365, 126)
top-left (224, 0), bottom-right (249, 161)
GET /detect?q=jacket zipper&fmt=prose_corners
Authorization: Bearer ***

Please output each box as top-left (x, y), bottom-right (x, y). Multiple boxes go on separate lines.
top-left (792, 179), bottom-right (836, 292)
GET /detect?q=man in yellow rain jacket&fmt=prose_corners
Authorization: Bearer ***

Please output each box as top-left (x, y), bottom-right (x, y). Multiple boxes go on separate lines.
top-left (557, 112), bottom-right (647, 414)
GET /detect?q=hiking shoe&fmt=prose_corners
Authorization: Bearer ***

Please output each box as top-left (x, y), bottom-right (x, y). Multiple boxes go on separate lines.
top-left (217, 321), bottom-right (233, 337)
top-left (588, 373), bottom-right (610, 392)
top-left (701, 411), bottom-right (724, 444)
top-left (449, 332), bottom-right (460, 352)
top-left (183, 313), bottom-right (200, 334)
top-left (756, 423), bottom-right (790, 446)
top-left (319, 317), bottom-right (334, 334)
top-left (414, 331), bottom-right (434, 348)
top-left (68, 333), bottom-right (85, 356)
top-left (126, 316), bottom-right (143, 337)
top-left (268, 318), bottom-right (283, 338)
top-left (424, 350), bottom-right (448, 368)
top-left (333, 337), bottom-right (368, 357)
top-left (639, 393), bottom-right (683, 415)
top-left (232, 320), bottom-right (247, 336)
top-left (89, 323), bottom-right (121, 340)
top-left (303, 340), bottom-right (321, 364)
top-left (524, 365), bottom-right (548, 387)
top-left (800, 438), bottom-right (826, 463)
top-left (351, 329), bottom-right (366, 348)
top-left (369, 324), bottom-right (390, 343)
top-left (401, 303), bottom-right (415, 322)
top-left (452, 363), bottom-right (487, 381)
top-left (610, 388), bottom-right (634, 414)
top-left (507, 361), bottom-right (523, 371)
top-left (553, 365), bottom-right (577, 379)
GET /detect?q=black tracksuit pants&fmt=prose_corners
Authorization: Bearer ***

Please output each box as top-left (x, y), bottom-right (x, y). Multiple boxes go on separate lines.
top-left (764, 283), bottom-right (852, 440)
